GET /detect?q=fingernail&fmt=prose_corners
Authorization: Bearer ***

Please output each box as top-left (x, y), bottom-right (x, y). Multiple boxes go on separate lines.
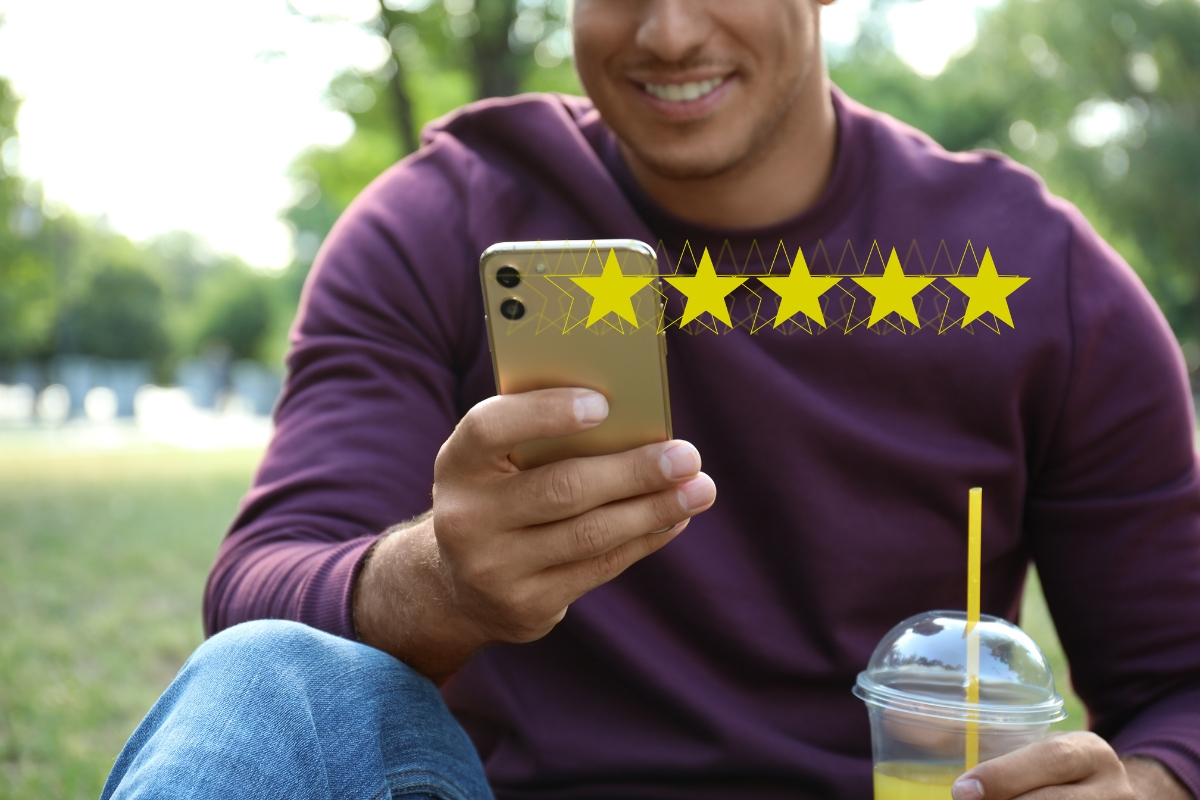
top-left (951, 777), bottom-right (983, 800)
top-left (573, 391), bottom-right (608, 424)
top-left (677, 473), bottom-right (716, 512)
top-left (659, 442), bottom-right (700, 479)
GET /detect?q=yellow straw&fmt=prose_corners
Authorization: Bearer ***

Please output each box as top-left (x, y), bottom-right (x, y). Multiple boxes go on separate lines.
top-left (965, 487), bottom-right (982, 770)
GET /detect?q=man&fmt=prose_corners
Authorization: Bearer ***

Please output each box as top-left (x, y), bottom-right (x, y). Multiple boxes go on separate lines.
top-left (104, 1), bottom-right (1199, 798)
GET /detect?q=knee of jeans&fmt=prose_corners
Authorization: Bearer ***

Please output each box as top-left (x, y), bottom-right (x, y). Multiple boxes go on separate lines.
top-left (192, 620), bottom-right (360, 678)
top-left (190, 620), bottom-right (427, 695)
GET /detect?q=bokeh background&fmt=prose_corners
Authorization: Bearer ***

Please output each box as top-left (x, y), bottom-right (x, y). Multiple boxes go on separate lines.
top-left (2, 0), bottom-right (1197, 796)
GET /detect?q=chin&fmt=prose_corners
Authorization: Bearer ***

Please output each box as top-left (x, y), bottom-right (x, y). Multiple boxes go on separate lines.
top-left (620, 129), bottom-right (756, 182)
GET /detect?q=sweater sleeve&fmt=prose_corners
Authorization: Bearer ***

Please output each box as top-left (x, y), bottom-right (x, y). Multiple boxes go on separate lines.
top-left (1024, 208), bottom-right (1200, 797)
top-left (203, 143), bottom-right (490, 640)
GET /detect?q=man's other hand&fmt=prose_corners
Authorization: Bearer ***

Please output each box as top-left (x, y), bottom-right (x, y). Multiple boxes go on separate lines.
top-left (354, 388), bottom-right (715, 682)
top-left (951, 731), bottom-right (1192, 800)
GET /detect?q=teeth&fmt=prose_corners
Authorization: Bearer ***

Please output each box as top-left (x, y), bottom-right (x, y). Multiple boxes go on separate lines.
top-left (644, 77), bottom-right (725, 103)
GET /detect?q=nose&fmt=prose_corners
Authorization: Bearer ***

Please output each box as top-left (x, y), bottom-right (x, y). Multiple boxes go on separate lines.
top-left (635, 0), bottom-right (714, 65)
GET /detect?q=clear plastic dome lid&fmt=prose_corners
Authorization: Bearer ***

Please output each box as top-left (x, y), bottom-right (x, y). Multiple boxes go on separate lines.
top-left (853, 611), bottom-right (1066, 725)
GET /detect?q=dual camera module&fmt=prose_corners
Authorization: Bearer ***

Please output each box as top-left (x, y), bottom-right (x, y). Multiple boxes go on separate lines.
top-left (495, 266), bottom-right (525, 320)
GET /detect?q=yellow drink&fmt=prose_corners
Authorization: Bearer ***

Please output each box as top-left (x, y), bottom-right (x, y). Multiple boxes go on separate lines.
top-left (873, 762), bottom-right (961, 800)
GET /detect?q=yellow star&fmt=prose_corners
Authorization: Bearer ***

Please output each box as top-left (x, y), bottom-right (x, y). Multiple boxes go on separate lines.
top-left (664, 248), bottom-right (747, 327)
top-left (852, 248), bottom-right (934, 327)
top-left (570, 249), bottom-right (654, 328)
top-left (758, 247), bottom-right (841, 328)
top-left (946, 249), bottom-right (1029, 328)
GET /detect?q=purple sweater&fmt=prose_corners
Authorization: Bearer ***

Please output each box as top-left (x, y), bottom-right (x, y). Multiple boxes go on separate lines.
top-left (205, 89), bottom-right (1200, 799)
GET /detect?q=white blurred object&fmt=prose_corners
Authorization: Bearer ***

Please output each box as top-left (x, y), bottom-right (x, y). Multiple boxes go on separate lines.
top-left (290, 0), bottom-right (381, 23)
top-left (888, 0), bottom-right (996, 77)
top-left (84, 386), bottom-right (119, 422)
top-left (1009, 120), bottom-right (1037, 151)
top-left (821, 0), bottom-right (870, 50)
top-left (354, 35), bottom-right (394, 74)
top-left (36, 384), bottom-right (72, 424)
top-left (1069, 97), bottom-right (1138, 148)
top-left (1126, 52), bottom-right (1159, 94)
top-left (134, 385), bottom-right (270, 450)
top-left (134, 386), bottom-right (197, 439)
top-left (0, 384), bottom-right (36, 423)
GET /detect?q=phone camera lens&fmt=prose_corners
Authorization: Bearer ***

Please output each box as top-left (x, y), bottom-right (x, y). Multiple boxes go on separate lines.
top-left (496, 266), bottom-right (521, 288)
top-left (499, 298), bottom-right (526, 320)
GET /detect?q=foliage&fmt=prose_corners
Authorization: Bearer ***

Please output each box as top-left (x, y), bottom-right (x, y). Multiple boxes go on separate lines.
top-left (281, 0), bottom-right (581, 264)
top-left (833, 0), bottom-right (1200, 343)
top-left (72, 266), bottom-right (169, 363)
top-left (0, 97), bottom-right (282, 375)
top-left (0, 77), bottom-right (57, 361)
top-left (0, 13), bottom-right (288, 375)
top-left (0, 3), bottom-right (587, 374)
top-left (0, 251), bottom-right (56, 362)
top-left (267, 1), bottom-right (582, 363)
top-left (187, 265), bottom-right (274, 361)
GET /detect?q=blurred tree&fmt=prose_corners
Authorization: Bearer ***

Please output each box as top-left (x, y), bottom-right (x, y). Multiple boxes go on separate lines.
top-left (272, 0), bottom-right (582, 365)
top-left (0, 251), bottom-right (56, 362)
top-left (833, 0), bottom-right (1200, 344)
top-left (470, 0), bottom-right (522, 97)
top-left (73, 265), bottom-right (170, 364)
top-left (283, 0), bottom-right (579, 238)
top-left (0, 21), bottom-right (288, 375)
top-left (0, 75), bottom-right (58, 362)
top-left (148, 231), bottom-right (226, 307)
top-left (370, 0), bottom-right (574, 147)
top-left (188, 266), bottom-right (274, 362)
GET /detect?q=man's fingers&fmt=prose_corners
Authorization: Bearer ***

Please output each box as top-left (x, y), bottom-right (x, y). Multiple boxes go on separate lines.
top-left (544, 519), bottom-right (692, 600)
top-left (524, 472), bottom-right (715, 566)
top-left (953, 732), bottom-right (1118, 800)
top-left (501, 440), bottom-right (703, 527)
top-left (448, 389), bottom-right (608, 469)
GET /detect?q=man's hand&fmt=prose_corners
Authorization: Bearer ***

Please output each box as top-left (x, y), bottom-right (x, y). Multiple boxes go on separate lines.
top-left (951, 732), bottom-right (1192, 800)
top-left (354, 388), bottom-right (715, 682)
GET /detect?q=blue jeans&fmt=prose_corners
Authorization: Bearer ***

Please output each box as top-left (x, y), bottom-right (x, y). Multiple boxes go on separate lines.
top-left (101, 620), bottom-right (494, 800)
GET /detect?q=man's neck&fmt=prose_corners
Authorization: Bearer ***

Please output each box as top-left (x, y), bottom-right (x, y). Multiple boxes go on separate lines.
top-left (619, 77), bottom-right (838, 231)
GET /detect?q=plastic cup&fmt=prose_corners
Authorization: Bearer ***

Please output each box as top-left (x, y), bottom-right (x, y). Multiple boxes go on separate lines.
top-left (853, 611), bottom-right (1066, 799)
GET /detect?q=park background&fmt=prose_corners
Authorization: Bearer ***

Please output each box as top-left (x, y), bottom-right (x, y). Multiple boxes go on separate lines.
top-left (1, 0), bottom-right (1198, 796)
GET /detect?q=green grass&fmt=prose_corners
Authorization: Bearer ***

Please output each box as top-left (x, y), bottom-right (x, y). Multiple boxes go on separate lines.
top-left (0, 447), bottom-right (1083, 798)
top-left (1020, 570), bottom-right (1087, 732)
top-left (0, 448), bottom-right (260, 799)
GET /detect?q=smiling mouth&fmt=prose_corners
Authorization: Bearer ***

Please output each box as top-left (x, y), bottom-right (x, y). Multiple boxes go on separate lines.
top-left (641, 76), bottom-right (727, 103)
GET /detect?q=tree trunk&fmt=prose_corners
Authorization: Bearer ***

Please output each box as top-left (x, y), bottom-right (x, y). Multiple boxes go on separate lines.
top-left (378, 10), bottom-right (419, 154)
top-left (388, 58), bottom-right (419, 155)
top-left (470, 0), bottom-right (521, 98)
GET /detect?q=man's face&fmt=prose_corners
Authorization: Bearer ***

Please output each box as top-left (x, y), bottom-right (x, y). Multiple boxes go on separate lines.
top-left (572, 0), bottom-right (828, 181)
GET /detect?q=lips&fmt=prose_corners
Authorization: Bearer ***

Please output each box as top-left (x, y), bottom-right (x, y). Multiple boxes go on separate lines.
top-left (642, 76), bottom-right (726, 103)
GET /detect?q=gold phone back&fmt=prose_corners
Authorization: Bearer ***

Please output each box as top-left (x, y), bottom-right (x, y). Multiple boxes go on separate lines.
top-left (480, 240), bottom-right (672, 470)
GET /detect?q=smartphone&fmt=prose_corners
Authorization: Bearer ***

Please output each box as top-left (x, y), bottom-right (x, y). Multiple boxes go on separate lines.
top-left (480, 239), bottom-right (672, 469)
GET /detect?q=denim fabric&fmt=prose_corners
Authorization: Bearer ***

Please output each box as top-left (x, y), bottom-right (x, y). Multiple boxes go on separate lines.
top-left (101, 620), bottom-right (494, 800)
